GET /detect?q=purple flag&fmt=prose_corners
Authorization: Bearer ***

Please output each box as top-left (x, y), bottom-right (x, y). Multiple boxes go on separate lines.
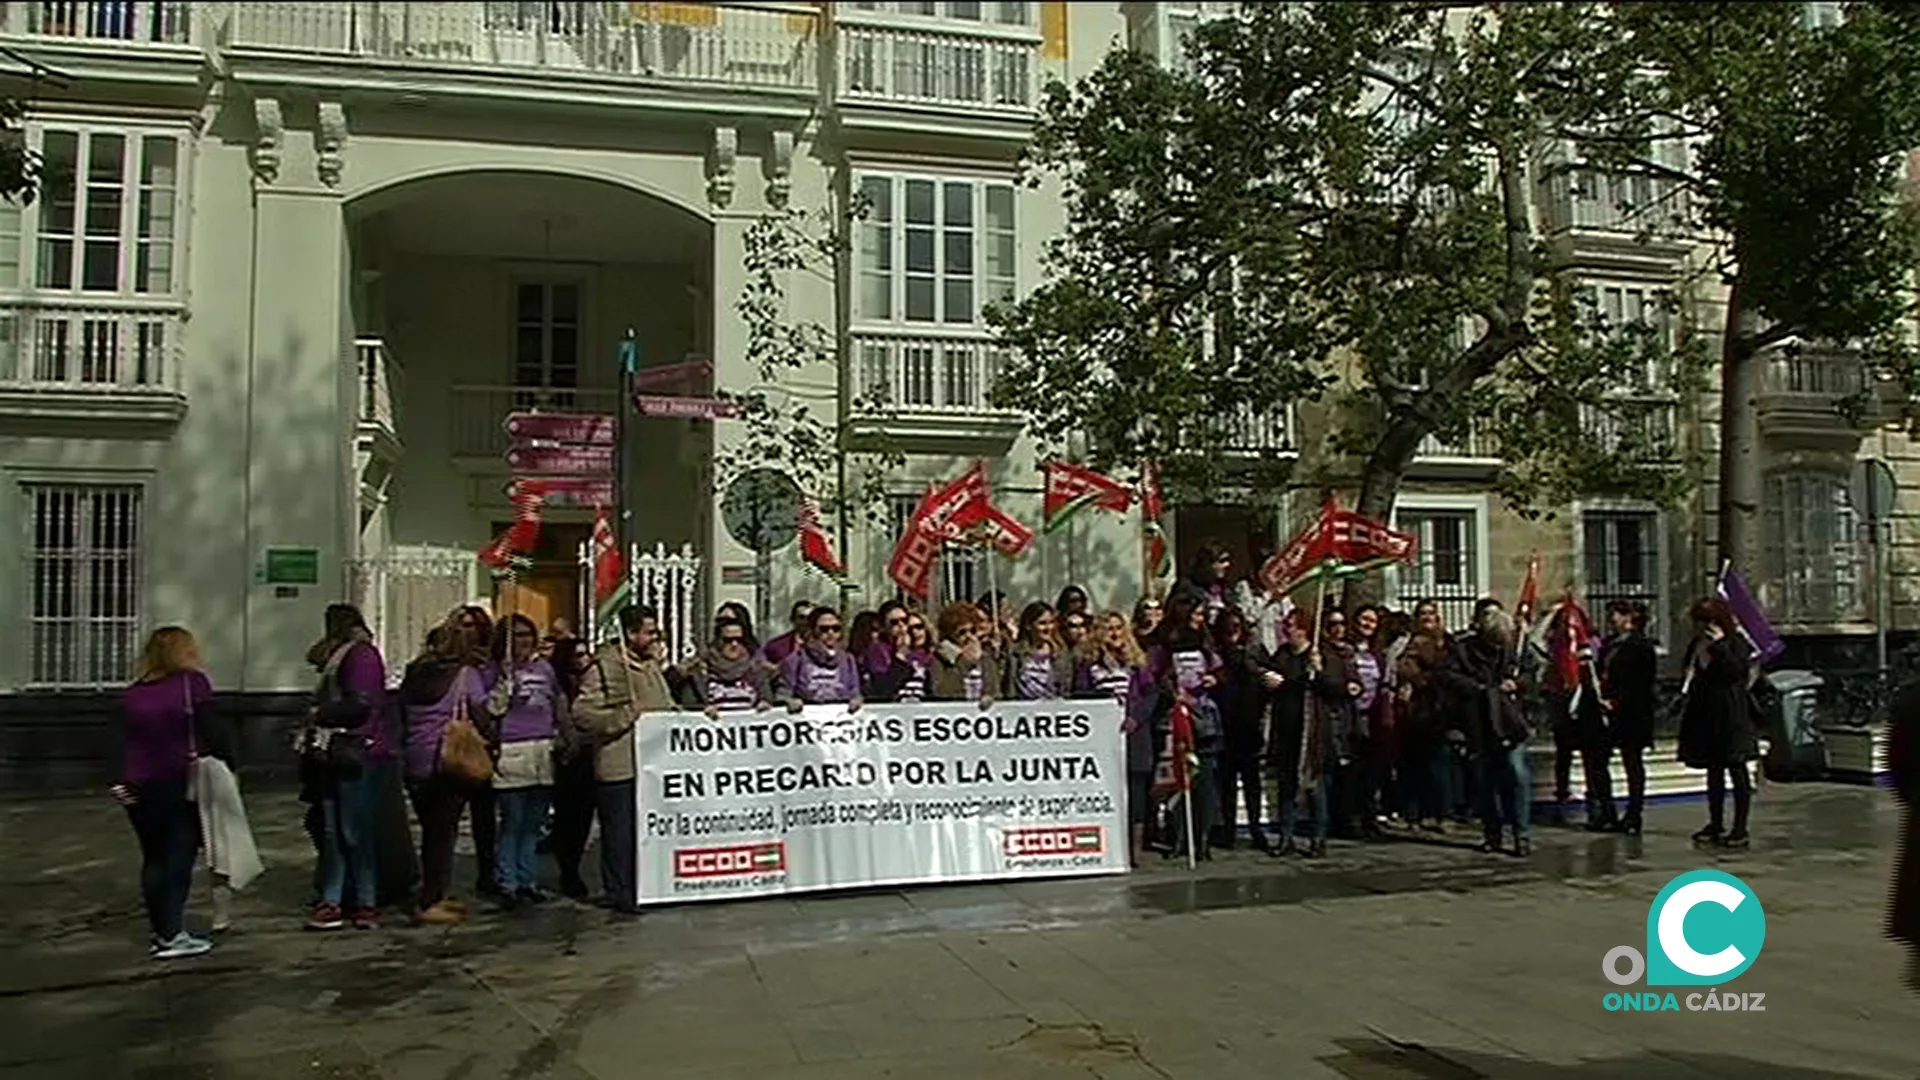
top-left (1716, 567), bottom-right (1785, 664)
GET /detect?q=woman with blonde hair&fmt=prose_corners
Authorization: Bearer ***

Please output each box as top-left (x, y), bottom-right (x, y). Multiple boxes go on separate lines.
top-left (1074, 611), bottom-right (1151, 864)
top-left (113, 627), bottom-right (216, 959)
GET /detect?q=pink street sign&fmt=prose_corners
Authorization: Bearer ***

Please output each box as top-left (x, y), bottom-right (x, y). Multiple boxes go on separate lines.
top-left (506, 445), bottom-right (614, 475)
top-left (507, 477), bottom-right (614, 507)
top-left (502, 411), bottom-right (616, 445)
top-left (633, 394), bottom-right (740, 420)
top-left (632, 359), bottom-right (714, 390)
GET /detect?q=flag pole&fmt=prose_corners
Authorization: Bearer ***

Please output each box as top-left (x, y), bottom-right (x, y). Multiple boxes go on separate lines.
top-left (1300, 563), bottom-right (1333, 818)
top-left (1181, 723), bottom-right (1197, 871)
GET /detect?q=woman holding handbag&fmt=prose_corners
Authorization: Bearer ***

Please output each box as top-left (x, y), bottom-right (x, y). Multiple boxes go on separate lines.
top-left (113, 627), bottom-right (216, 959)
top-left (398, 617), bottom-right (495, 925)
top-left (300, 604), bottom-right (387, 931)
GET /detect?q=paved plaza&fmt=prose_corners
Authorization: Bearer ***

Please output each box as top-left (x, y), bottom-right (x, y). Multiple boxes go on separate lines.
top-left (1, 782), bottom-right (1915, 1080)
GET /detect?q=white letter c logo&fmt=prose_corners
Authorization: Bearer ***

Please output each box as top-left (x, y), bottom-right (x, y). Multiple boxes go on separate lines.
top-left (1657, 880), bottom-right (1747, 978)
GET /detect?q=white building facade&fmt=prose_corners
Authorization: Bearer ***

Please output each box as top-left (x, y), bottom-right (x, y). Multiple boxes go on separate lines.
top-left (0, 1), bottom-right (1198, 715)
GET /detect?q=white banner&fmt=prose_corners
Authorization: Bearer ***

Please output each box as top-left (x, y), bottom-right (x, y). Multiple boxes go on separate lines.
top-left (631, 699), bottom-right (1129, 905)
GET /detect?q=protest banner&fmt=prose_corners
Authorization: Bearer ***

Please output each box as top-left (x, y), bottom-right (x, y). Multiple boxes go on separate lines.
top-left (631, 699), bottom-right (1129, 905)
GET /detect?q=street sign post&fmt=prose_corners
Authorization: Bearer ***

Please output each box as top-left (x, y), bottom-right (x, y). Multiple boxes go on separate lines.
top-left (506, 445), bottom-right (614, 475)
top-left (507, 477), bottom-right (613, 507)
top-left (633, 359), bottom-right (713, 391)
top-left (633, 394), bottom-right (740, 420)
top-left (1851, 458), bottom-right (1899, 678)
top-left (503, 411), bottom-right (615, 445)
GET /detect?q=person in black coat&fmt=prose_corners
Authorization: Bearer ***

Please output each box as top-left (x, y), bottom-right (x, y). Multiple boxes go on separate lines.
top-left (1442, 608), bottom-right (1534, 856)
top-left (1212, 608), bottom-right (1268, 852)
top-left (1677, 597), bottom-right (1757, 849)
top-left (1598, 600), bottom-right (1658, 835)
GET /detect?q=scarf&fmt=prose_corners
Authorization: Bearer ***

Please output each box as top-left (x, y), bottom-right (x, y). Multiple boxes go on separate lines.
top-left (803, 640), bottom-right (843, 669)
top-left (703, 645), bottom-right (756, 685)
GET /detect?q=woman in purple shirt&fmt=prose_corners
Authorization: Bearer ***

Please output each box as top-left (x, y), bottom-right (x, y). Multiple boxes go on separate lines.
top-left (113, 626), bottom-right (216, 959)
top-left (863, 602), bottom-right (929, 704)
top-left (1004, 601), bottom-right (1074, 700)
top-left (482, 614), bottom-right (566, 906)
top-left (778, 607), bottom-right (863, 710)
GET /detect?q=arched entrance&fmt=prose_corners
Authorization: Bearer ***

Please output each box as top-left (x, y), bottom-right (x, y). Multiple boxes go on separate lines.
top-left (344, 170), bottom-right (712, 656)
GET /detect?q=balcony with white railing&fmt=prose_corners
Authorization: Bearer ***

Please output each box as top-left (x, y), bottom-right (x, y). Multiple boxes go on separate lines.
top-left (449, 383), bottom-right (619, 462)
top-left (1179, 401), bottom-right (1296, 459)
top-left (220, 1), bottom-right (819, 95)
top-left (1413, 416), bottom-right (1500, 469)
top-left (1578, 398), bottom-right (1680, 463)
top-left (1756, 346), bottom-right (1880, 449)
top-left (0, 299), bottom-right (187, 428)
top-left (355, 337), bottom-right (401, 460)
top-left (847, 329), bottom-right (1025, 451)
top-left (837, 9), bottom-right (1041, 121)
top-left (0, 0), bottom-right (195, 45)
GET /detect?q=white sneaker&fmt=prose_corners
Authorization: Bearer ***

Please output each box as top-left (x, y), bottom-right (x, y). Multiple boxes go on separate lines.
top-left (151, 932), bottom-right (214, 960)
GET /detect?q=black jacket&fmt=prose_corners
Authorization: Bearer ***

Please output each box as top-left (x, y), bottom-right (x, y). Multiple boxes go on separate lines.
top-left (1678, 635), bottom-right (1755, 768)
top-left (1600, 631), bottom-right (1659, 752)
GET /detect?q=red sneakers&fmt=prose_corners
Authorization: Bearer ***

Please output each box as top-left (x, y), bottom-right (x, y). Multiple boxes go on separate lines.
top-left (304, 903), bottom-right (345, 931)
top-left (349, 907), bottom-right (379, 930)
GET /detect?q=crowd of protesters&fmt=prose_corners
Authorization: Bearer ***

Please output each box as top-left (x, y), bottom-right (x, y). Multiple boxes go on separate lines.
top-left (109, 544), bottom-right (1762, 957)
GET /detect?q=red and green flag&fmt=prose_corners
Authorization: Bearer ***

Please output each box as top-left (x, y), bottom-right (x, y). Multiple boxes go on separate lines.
top-left (1042, 461), bottom-right (1133, 533)
top-left (1259, 496), bottom-right (1417, 597)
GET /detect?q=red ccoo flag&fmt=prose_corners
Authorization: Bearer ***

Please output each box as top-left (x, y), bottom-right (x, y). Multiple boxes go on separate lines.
top-left (1516, 551), bottom-right (1542, 625)
top-left (798, 498), bottom-right (844, 578)
top-left (590, 504), bottom-right (628, 630)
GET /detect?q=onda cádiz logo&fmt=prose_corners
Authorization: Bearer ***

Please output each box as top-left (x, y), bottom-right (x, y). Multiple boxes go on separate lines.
top-left (1601, 869), bottom-right (1767, 1013)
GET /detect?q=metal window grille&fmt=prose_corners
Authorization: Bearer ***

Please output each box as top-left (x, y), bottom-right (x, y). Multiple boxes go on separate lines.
top-left (1582, 510), bottom-right (1662, 635)
top-left (1391, 509), bottom-right (1480, 631)
top-left (26, 483), bottom-right (143, 687)
top-left (1767, 473), bottom-right (1863, 623)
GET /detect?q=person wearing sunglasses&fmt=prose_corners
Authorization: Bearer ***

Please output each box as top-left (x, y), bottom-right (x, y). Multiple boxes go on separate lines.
top-left (777, 607), bottom-right (863, 711)
top-left (863, 602), bottom-right (929, 704)
top-left (676, 616), bottom-right (774, 716)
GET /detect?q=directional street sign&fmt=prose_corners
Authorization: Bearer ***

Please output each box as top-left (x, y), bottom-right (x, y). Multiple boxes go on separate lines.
top-left (507, 477), bottom-right (613, 507)
top-left (633, 360), bottom-right (713, 391)
top-left (634, 394), bottom-right (739, 420)
top-left (506, 445), bottom-right (614, 475)
top-left (503, 411), bottom-right (616, 446)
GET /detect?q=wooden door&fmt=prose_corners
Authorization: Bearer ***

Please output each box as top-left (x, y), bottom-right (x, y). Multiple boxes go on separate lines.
top-left (492, 569), bottom-right (579, 636)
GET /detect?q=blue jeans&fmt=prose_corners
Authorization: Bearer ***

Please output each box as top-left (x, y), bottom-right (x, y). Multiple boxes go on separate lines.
top-left (1476, 743), bottom-right (1533, 843)
top-left (125, 780), bottom-right (198, 940)
top-left (318, 773), bottom-right (378, 909)
top-left (497, 786), bottom-right (553, 894)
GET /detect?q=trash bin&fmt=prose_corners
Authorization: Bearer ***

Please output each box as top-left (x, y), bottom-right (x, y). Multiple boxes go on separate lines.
top-left (1760, 670), bottom-right (1826, 782)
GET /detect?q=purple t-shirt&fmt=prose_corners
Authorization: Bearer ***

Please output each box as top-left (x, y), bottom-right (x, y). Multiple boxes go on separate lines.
top-left (780, 648), bottom-right (860, 704)
top-left (1014, 651), bottom-right (1062, 700)
top-left (334, 641), bottom-right (391, 760)
top-left (121, 671), bottom-right (213, 785)
top-left (484, 659), bottom-right (561, 743)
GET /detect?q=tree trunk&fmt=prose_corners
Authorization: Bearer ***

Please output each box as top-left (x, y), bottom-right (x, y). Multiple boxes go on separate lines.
top-left (1716, 281), bottom-right (1764, 584)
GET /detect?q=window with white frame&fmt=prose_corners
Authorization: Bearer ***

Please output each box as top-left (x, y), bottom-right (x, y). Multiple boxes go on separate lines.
top-left (25, 483), bottom-right (144, 688)
top-left (1766, 472), bottom-right (1864, 623)
top-left (888, 494), bottom-right (982, 606)
top-left (1392, 504), bottom-right (1483, 632)
top-left (1582, 509), bottom-right (1663, 636)
top-left (1575, 281), bottom-right (1674, 391)
top-left (857, 173), bottom-right (1016, 325)
top-left (849, 2), bottom-right (1032, 26)
top-left (511, 281), bottom-right (582, 405)
top-left (0, 127), bottom-right (183, 296)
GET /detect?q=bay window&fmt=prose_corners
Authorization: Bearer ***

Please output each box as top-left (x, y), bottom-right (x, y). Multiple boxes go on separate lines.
top-left (856, 172), bottom-right (1017, 326)
top-left (8, 127), bottom-right (183, 296)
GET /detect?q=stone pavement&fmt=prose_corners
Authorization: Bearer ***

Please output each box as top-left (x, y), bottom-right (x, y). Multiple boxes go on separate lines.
top-left (1, 783), bottom-right (1915, 1080)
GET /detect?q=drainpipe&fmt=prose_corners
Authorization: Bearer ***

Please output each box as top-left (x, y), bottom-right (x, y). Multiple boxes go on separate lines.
top-left (822, 3), bottom-right (856, 612)
top-left (240, 173), bottom-right (262, 690)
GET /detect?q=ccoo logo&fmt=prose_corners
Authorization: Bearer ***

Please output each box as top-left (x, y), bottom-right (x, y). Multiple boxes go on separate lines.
top-left (1604, 869), bottom-right (1767, 988)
